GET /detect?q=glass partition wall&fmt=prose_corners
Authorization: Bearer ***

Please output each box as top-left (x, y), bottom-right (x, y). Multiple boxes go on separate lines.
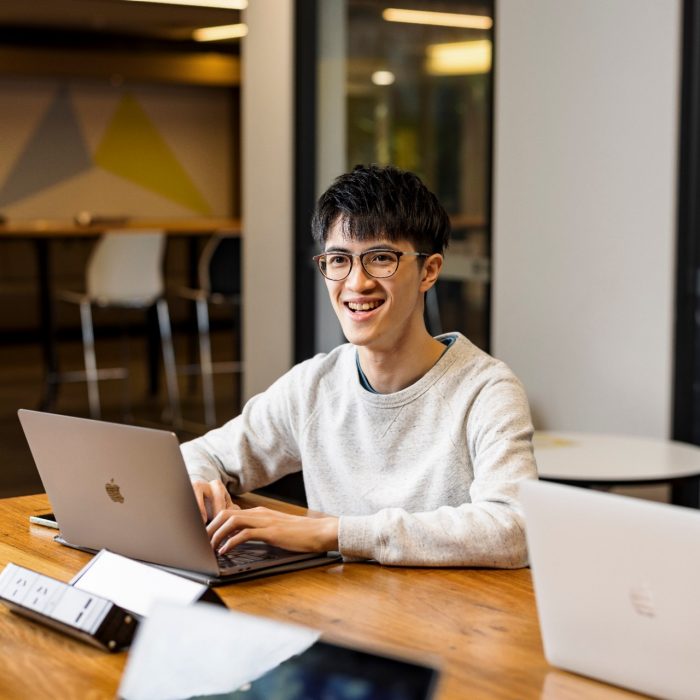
top-left (313, 0), bottom-right (494, 353)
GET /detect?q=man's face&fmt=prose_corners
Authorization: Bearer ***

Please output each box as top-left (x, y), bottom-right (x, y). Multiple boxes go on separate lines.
top-left (322, 221), bottom-right (439, 351)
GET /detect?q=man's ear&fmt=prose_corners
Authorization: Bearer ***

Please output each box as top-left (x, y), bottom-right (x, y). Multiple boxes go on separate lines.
top-left (419, 253), bottom-right (443, 293)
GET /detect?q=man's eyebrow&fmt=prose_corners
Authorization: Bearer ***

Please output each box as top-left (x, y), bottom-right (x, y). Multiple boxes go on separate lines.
top-left (324, 244), bottom-right (400, 253)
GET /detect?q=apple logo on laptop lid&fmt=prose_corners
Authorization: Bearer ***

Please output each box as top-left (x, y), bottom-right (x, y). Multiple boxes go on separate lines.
top-left (105, 478), bottom-right (125, 504)
top-left (629, 583), bottom-right (656, 619)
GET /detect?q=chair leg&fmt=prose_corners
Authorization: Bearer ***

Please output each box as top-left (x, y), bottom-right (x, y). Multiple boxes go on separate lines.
top-left (195, 296), bottom-right (217, 427)
top-left (79, 300), bottom-right (101, 419)
top-left (118, 321), bottom-right (134, 423)
top-left (156, 299), bottom-right (182, 428)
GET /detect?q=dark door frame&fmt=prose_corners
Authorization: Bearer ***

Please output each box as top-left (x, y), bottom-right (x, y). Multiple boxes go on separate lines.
top-left (672, 0), bottom-right (700, 506)
top-left (294, 0), bottom-right (319, 364)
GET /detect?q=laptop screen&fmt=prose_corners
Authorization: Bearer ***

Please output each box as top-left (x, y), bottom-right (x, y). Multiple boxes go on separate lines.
top-left (223, 641), bottom-right (438, 700)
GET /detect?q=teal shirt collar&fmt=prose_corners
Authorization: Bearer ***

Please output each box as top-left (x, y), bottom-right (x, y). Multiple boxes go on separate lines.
top-left (356, 334), bottom-right (457, 394)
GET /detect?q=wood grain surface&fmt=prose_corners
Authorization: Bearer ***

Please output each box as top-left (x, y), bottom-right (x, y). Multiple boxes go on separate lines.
top-left (0, 493), bottom-right (643, 700)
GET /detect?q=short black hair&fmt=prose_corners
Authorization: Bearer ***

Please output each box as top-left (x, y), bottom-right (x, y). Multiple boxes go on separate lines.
top-left (311, 165), bottom-right (450, 254)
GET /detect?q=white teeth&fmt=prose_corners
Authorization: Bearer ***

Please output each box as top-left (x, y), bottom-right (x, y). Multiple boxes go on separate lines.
top-left (348, 301), bottom-right (380, 311)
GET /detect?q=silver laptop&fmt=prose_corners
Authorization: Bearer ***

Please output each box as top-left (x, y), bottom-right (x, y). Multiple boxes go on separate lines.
top-left (520, 479), bottom-right (700, 700)
top-left (18, 409), bottom-right (339, 585)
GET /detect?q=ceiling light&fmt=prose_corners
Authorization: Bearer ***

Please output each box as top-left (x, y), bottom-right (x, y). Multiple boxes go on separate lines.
top-left (123, 0), bottom-right (248, 10)
top-left (383, 8), bottom-right (492, 30)
top-left (425, 40), bottom-right (492, 76)
top-left (193, 23), bottom-right (248, 42)
top-left (371, 70), bottom-right (395, 86)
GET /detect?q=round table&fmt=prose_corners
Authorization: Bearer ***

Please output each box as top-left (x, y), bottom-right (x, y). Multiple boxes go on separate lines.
top-left (533, 431), bottom-right (700, 508)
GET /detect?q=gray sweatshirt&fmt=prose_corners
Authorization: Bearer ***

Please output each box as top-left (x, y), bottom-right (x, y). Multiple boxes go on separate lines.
top-left (181, 333), bottom-right (537, 568)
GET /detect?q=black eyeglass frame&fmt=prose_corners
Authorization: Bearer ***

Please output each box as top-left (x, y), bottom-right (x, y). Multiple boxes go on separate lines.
top-left (312, 249), bottom-right (430, 281)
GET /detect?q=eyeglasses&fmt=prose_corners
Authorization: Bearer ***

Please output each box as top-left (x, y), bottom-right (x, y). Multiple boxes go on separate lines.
top-left (313, 249), bottom-right (429, 281)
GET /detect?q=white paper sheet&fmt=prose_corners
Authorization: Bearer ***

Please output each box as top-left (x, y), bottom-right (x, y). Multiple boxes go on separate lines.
top-left (118, 601), bottom-right (321, 700)
top-left (71, 550), bottom-right (209, 618)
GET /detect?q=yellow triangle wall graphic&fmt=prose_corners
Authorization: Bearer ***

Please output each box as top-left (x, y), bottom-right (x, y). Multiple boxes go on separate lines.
top-left (94, 94), bottom-right (212, 215)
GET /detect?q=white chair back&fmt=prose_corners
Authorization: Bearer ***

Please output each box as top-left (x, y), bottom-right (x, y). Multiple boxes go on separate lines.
top-left (86, 230), bottom-right (165, 305)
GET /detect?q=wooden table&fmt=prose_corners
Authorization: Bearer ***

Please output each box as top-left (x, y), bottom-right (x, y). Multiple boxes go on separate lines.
top-left (0, 218), bottom-right (241, 410)
top-left (535, 431), bottom-right (700, 508)
top-left (0, 492), bottom-right (644, 699)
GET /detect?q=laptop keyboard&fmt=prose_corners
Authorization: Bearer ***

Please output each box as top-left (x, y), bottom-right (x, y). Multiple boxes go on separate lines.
top-left (216, 543), bottom-right (287, 569)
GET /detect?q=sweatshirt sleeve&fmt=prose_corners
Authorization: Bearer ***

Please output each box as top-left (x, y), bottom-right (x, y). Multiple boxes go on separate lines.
top-left (337, 374), bottom-right (538, 568)
top-left (180, 368), bottom-right (303, 494)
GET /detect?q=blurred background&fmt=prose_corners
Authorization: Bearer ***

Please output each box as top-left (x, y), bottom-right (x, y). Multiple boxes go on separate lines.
top-left (0, 0), bottom-right (695, 507)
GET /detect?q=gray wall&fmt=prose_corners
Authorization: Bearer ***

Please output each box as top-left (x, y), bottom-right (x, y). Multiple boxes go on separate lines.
top-left (492, 0), bottom-right (681, 437)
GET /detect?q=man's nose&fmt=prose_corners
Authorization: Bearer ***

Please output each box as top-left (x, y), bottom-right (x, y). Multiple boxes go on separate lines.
top-left (345, 258), bottom-right (375, 289)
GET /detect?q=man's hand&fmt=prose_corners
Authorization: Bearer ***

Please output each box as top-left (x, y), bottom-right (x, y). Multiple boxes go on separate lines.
top-left (191, 479), bottom-right (239, 523)
top-left (207, 506), bottom-right (339, 554)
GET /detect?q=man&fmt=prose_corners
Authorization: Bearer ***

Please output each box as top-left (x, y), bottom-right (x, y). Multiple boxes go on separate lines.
top-left (181, 165), bottom-right (537, 567)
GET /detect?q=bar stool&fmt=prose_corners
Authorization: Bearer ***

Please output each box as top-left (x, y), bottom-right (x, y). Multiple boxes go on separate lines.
top-left (56, 230), bottom-right (181, 427)
top-left (177, 234), bottom-right (243, 427)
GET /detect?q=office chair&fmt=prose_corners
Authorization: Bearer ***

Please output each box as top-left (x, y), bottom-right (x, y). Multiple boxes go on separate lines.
top-left (177, 234), bottom-right (243, 427)
top-left (425, 286), bottom-right (443, 336)
top-left (56, 230), bottom-right (181, 426)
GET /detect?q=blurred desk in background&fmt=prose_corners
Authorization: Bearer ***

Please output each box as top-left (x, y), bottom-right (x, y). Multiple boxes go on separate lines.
top-left (534, 431), bottom-right (700, 508)
top-left (0, 218), bottom-right (241, 411)
top-left (0, 217), bottom-right (240, 238)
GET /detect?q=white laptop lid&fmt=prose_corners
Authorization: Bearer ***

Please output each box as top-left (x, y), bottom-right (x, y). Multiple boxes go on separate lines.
top-left (18, 409), bottom-right (220, 576)
top-left (521, 479), bottom-right (700, 700)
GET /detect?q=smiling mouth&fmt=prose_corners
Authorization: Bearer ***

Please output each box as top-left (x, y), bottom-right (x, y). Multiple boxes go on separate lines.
top-left (346, 300), bottom-right (383, 312)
